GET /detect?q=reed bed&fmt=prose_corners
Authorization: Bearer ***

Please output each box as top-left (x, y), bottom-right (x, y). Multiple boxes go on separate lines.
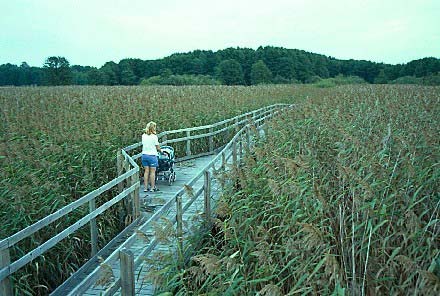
top-left (0, 84), bottom-right (305, 294)
top-left (155, 85), bottom-right (439, 295)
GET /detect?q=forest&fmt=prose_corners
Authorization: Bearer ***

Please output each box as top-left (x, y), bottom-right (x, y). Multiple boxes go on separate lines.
top-left (1, 46), bottom-right (439, 86)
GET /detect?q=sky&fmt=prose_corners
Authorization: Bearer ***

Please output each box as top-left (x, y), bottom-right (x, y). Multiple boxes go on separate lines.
top-left (1, 0), bottom-right (439, 68)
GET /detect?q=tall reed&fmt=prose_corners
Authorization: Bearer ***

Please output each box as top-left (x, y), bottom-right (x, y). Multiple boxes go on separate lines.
top-left (155, 85), bottom-right (439, 295)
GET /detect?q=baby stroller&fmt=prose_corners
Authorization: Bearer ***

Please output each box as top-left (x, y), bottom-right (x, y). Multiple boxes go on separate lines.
top-left (156, 145), bottom-right (176, 185)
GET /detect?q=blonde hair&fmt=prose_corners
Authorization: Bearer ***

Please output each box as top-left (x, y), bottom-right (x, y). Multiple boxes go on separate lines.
top-left (145, 121), bottom-right (157, 135)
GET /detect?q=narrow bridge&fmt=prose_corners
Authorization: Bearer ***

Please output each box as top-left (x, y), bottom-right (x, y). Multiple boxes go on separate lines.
top-left (0, 104), bottom-right (292, 296)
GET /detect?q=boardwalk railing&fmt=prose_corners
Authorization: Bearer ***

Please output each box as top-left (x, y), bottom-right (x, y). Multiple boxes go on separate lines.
top-left (0, 103), bottom-right (291, 295)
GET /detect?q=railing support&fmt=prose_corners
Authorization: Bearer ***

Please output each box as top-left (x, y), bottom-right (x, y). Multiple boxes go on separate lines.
top-left (120, 249), bottom-right (135, 296)
top-left (186, 131), bottom-right (191, 156)
top-left (131, 170), bottom-right (140, 219)
top-left (162, 134), bottom-right (167, 145)
top-left (221, 151), bottom-right (226, 188)
top-left (176, 195), bottom-right (184, 268)
top-left (116, 151), bottom-right (124, 193)
top-left (204, 171), bottom-right (211, 229)
top-left (0, 248), bottom-right (12, 296)
top-left (208, 127), bottom-right (214, 152)
top-left (246, 125), bottom-right (251, 152)
top-left (239, 134), bottom-right (243, 158)
top-left (232, 140), bottom-right (237, 167)
top-left (89, 198), bottom-right (98, 257)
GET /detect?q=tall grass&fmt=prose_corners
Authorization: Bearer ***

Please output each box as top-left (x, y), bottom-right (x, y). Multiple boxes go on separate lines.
top-left (155, 85), bottom-right (439, 295)
top-left (0, 84), bottom-right (306, 294)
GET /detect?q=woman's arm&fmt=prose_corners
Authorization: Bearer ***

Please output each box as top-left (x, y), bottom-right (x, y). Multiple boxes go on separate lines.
top-left (156, 145), bottom-right (163, 153)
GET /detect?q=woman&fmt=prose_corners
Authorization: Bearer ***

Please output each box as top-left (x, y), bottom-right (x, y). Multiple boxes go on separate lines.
top-left (142, 121), bottom-right (163, 192)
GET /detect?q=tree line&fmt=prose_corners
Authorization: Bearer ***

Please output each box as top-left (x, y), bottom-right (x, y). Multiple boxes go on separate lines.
top-left (1, 46), bottom-right (439, 86)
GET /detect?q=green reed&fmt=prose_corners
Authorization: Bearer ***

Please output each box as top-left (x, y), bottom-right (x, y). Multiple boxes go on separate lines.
top-left (155, 85), bottom-right (439, 295)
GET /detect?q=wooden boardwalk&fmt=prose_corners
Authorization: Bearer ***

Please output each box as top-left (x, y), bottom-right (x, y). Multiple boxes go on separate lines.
top-left (1, 104), bottom-right (291, 296)
top-left (53, 154), bottom-right (228, 295)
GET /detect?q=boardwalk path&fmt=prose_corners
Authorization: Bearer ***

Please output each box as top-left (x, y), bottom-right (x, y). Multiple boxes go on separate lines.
top-left (54, 154), bottom-right (227, 295)
top-left (1, 104), bottom-right (291, 296)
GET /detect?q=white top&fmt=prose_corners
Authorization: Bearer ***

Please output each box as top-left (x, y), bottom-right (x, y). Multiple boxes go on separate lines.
top-left (142, 133), bottom-right (159, 155)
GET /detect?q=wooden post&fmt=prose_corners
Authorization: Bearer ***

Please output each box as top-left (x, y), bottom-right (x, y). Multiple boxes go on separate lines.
top-left (131, 170), bottom-right (140, 219)
top-left (120, 249), bottom-right (135, 296)
top-left (255, 110), bottom-right (260, 122)
top-left (225, 122), bottom-right (231, 143)
top-left (246, 125), bottom-right (251, 152)
top-left (89, 198), bottom-right (98, 257)
top-left (176, 195), bottom-right (184, 267)
top-left (221, 151), bottom-right (226, 188)
top-left (116, 150), bottom-right (124, 193)
top-left (123, 159), bottom-right (132, 220)
top-left (204, 171), bottom-right (211, 229)
top-left (162, 134), bottom-right (167, 145)
top-left (123, 159), bottom-right (130, 188)
top-left (232, 140), bottom-right (237, 167)
top-left (186, 131), bottom-right (191, 157)
top-left (263, 122), bottom-right (269, 138)
top-left (0, 248), bottom-right (13, 296)
top-left (208, 127), bottom-right (214, 152)
top-left (239, 134), bottom-right (243, 158)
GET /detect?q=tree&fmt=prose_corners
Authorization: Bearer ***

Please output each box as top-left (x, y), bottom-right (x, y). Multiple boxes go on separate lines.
top-left (216, 59), bottom-right (244, 85)
top-left (276, 57), bottom-right (296, 80)
top-left (374, 69), bottom-right (389, 84)
top-left (87, 68), bottom-right (104, 85)
top-left (100, 61), bottom-right (119, 85)
top-left (43, 56), bottom-right (72, 85)
top-left (250, 60), bottom-right (272, 84)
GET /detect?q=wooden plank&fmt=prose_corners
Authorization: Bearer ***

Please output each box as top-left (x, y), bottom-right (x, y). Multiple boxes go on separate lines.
top-left (0, 168), bottom-right (137, 252)
top-left (123, 142), bottom-right (141, 152)
top-left (89, 198), bottom-right (98, 257)
top-left (73, 184), bottom-right (185, 293)
top-left (0, 183), bottom-right (138, 281)
top-left (158, 124), bottom-right (213, 135)
top-left (102, 278), bottom-right (121, 295)
top-left (182, 186), bottom-right (204, 213)
top-left (175, 151), bottom-right (215, 163)
top-left (204, 171), bottom-right (211, 229)
top-left (163, 132), bottom-right (207, 144)
top-left (120, 249), bottom-right (135, 296)
top-left (0, 248), bottom-right (12, 296)
top-left (51, 216), bottom-right (146, 295)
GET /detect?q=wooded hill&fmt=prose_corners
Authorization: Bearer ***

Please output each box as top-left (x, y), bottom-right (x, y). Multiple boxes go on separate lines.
top-left (1, 46), bottom-right (439, 86)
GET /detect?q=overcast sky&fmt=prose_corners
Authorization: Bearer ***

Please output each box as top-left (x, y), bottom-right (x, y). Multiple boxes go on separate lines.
top-left (1, 0), bottom-right (439, 67)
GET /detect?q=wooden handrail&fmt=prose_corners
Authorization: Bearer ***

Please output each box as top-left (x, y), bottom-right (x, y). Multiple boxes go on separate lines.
top-left (0, 183), bottom-right (139, 281)
top-left (122, 104), bottom-right (290, 153)
top-left (0, 168), bottom-right (137, 252)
